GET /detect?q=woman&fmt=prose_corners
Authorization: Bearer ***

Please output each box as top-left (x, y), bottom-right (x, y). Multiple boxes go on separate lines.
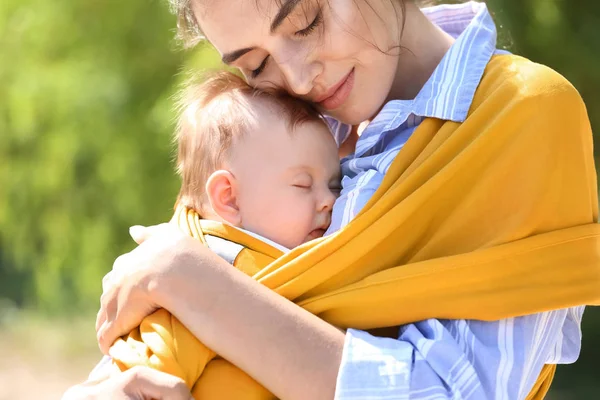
top-left (65, 1), bottom-right (597, 399)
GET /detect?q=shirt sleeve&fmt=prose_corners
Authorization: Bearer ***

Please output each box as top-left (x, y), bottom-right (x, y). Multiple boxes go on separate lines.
top-left (334, 308), bottom-right (583, 400)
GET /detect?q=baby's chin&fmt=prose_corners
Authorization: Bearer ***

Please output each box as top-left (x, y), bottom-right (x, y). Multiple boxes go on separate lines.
top-left (279, 228), bottom-right (328, 249)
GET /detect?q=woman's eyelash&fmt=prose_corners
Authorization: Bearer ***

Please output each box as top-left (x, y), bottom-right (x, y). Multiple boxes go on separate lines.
top-left (250, 10), bottom-right (322, 78)
top-left (295, 10), bottom-right (322, 37)
top-left (251, 56), bottom-right (269, 78)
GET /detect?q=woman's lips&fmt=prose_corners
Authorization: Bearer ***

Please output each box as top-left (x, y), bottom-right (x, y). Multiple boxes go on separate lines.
top-left (316, 68), bottom-right (355, 111)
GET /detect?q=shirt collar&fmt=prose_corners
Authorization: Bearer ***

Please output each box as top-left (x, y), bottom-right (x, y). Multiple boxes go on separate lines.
top-left (370, 1), bottom-right (498, 131)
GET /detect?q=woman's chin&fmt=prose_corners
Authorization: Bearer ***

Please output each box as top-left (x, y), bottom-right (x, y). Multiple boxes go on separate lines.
top-left (325, 98), bottom-right (384, 126)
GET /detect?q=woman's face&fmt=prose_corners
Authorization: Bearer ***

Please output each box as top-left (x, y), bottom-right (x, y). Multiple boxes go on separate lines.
top-left (193, 0), bottom-right (403, 125)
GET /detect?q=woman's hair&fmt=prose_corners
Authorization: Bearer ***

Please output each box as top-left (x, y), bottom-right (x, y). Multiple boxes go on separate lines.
top-left (167, 0), bottom-right (431, 48)
top-left (169, 0), bottom-right (203, 48)
top-left (174, 71), bottom-right (323, 213)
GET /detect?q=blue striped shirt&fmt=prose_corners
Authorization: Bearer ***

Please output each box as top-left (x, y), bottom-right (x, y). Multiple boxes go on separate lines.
top-left (326, 2), bottom-right (584, 399)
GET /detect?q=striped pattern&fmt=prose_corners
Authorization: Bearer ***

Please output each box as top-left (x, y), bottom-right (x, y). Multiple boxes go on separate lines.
top-left (331, 2), bottom-right (585, 399)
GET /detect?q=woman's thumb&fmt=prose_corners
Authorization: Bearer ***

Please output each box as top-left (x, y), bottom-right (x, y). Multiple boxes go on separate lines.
top-left (129, 225), bottom-right (149, 244)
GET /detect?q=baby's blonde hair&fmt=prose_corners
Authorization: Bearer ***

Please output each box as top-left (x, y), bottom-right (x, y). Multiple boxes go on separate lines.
top-left (174, 71), bottom-right (323, 214)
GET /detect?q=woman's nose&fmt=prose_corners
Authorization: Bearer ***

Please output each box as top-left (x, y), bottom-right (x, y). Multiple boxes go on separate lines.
top-left (279, 60), bottom-right (320, 95)
top-left (274, 44), bottom-right (322, 96)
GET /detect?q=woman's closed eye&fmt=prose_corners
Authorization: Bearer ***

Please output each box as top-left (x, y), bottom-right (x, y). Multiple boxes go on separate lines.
top-left (295, 10), bottom-right (322, 37)
top-left (251, 56), bottom-right (270, 79)
top-left (250, 8), bottom-right (322, 79)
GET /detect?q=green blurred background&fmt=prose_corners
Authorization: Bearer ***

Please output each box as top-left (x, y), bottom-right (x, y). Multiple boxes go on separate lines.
top-left (0, 0), bottom-right (598, 398)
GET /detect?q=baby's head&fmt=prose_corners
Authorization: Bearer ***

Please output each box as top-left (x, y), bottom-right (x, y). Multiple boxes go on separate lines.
top-left (175, 72), bottom-right (341, 248)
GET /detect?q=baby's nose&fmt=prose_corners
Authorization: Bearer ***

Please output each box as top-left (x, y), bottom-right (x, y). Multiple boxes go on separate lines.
top-left (319, 189), bottom-right (337, 212)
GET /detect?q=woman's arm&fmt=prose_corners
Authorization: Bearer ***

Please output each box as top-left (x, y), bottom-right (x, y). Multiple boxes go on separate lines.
top-left (96, 224), bottom-right (345, 400)
top-left (96, 225), bottom-right (582, 400)
top-left (160, 243), bottom-right (345, 400)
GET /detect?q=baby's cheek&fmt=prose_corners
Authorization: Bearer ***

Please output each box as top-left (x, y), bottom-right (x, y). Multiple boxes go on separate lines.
top-left (241, 198), bottom-right (297, 247)
top-left (267, 200), bottom-right (313, 248)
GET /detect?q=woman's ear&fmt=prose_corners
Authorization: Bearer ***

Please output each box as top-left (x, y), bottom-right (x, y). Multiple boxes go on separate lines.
top-left (205, 170), bottom-right (242, 226)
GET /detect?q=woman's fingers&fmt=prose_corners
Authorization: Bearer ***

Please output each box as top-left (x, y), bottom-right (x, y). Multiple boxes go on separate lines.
top-left (129, 225), bottom-right (149, 245)
top-left (118, 366), bottom-right (193, 400)
top-left (78, 366), bottom-right (193, 400)
top-left (96, 253), bottom-right (130, 333)
top-left (111, 252), bottom-right (133, 277)
top-left (96, 289), bottom-right (117, 354)
top-left (96, 223), bottom-right (190, 353)
top-left (95, 307), bottom-right (106, 333)
top-left (101, 270), bottom-right (114, 292)
top-left (129, 223), bottom-right (177, 245)
top-left (62, 366), bottom-right (193, 400)
top-left (97, 281), bottom-right (154, 355)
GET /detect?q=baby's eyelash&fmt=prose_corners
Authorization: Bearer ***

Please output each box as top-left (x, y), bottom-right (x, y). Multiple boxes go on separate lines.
top-left (293, 184), bottom-right (312, 189)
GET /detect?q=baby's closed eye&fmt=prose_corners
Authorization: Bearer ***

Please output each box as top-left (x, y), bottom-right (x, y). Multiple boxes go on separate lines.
top-left (292, 174), bottom-right (313, 189)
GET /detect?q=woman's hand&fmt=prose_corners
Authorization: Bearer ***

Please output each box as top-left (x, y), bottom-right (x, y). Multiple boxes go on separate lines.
top-left (62, 366), bottom-right (193, 400)
top-left (96, 223), bottom-right (199, 354)
top-left (96, 222), bottom-right (345, 400)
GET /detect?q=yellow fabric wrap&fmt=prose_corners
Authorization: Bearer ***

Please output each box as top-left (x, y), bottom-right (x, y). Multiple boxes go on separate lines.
top-left (109, 54), bottom-right (600, 400)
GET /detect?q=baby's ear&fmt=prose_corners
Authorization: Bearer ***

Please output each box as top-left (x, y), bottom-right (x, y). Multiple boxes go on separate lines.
top-left (205, 170), bottom-right (242, 226)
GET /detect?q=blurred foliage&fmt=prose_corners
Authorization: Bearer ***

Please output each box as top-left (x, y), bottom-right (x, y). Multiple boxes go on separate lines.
top-left (0, 0), bottom-right (599, 397)
top-left (0, 0), bottom-right (221, 312)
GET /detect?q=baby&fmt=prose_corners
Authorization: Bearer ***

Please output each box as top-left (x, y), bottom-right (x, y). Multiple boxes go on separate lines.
top-left (174, 71), bottom-right (341, 248)
top-left (102, 71), bottom-right (342, 399)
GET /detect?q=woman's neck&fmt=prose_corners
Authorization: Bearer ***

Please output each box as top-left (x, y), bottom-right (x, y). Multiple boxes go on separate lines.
top-left (337, 125), bottom-right (357, 158)
top-left (388, 2), bottom-right (455, 101)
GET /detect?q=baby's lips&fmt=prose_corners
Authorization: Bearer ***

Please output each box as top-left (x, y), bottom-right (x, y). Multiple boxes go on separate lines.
top-left (306, 228), bottom-right (326, 241)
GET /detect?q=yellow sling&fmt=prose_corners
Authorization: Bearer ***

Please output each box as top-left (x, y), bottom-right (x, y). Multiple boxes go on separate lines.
top-left (109, 54), bottom-right (600, 399)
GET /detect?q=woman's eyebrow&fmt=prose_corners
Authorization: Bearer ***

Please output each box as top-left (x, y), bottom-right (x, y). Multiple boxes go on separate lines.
top-left (221, 0), bottom-right (304, 65)
top-left (270, 0), bottom-right (304, 33)
top-left (222, 47), bottom-right (255, 65)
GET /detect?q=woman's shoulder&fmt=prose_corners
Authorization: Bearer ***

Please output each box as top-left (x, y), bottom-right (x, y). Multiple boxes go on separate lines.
top-left (478, 54), bottom-right (584, 108)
